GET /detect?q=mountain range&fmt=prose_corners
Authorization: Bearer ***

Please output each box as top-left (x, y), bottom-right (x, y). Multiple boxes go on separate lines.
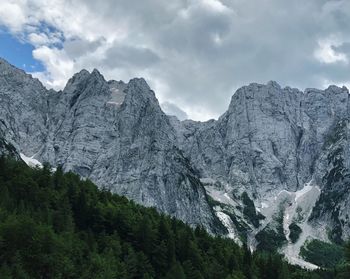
top-left (1, 57), bottom-right (349, 268)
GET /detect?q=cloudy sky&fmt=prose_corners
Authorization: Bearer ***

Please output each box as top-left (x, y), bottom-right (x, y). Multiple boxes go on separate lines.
top-left (0, 0), bottom-right (350, 120)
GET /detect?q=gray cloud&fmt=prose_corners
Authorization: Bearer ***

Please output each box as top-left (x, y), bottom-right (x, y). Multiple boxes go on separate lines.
top-left (102, 44), bottom-right (160, 69)
top-left (1, 0), bottom-right (350, 120)
top-left (161, 101), bottom-right (189, 120)
top-left (334, 42), bottom-right (350, 55)
top-left (64, 38), bottom-right (105, 59)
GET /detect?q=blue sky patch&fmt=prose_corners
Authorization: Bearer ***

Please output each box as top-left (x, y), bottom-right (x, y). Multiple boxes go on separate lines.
top-left (0, 30), bottom-right (44, 72)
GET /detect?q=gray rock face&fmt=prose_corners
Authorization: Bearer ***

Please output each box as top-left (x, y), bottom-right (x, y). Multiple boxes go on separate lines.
top-left (1, 57), bottom-right (350, 256)
top-left (173, 80), bottom-right (350, 262)
top-left (179, 82), bottom-right (307, 197)
top-left (0, 59), bottom-right (221, 234)
top-left (179, 83), bottom-right (347, 196)
top-left (0, 58), bottom-right (49, 155)
top-left (178, 85), bottom-right (350, 212)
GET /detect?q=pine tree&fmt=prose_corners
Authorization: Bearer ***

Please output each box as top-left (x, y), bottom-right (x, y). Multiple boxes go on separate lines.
top-left (183, 260), bottom-right (203, 279)
top-left (242, 243), bottom-right (253, 279)
top-left (125, 247), bottom-right (138, 278)
top-left (136, 215), bottom-right (155, 257)
top-left (152, 240), bottom-right (168, 275)
top-left (136, 251), bottom-right (154, 278)
top-left (277, 262), bottom-right (290, 279)
top-left (164, 261), bottom-right (186, 279)
top-left (53, 165), bottom-right (65, 190)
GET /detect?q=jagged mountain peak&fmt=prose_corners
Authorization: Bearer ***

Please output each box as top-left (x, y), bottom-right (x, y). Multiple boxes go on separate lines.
top-left (243, 80), bottom-right (282, 89)
top-left (127, 77), bottom-right (153, 96)
top-left (226, 80), bottom-right (302, 116)
top-left (324, 84), bottom-right (349, 94)
top-left (121, 77), bottom-right (160, 109)
top-left (0, 57), bottom-right (16, 70)
top-left (63, 69), bottom-right (155, 106)
top-left (304, 85), bottom-right (349, 96)
top-left (266, 80), bottom-right (282, 89)
top-left (0, 57), bottom-right (45, 91)
top-left (127, 78), bottom-right (155, 98)
top-left (71, 68), bottom-right (90, 79)
top-left (64, 68), bottom-right (107, 90)
top-left (91, 68), bottom-right (103, 76)
top-left (108, 79), bottom-right (126, 86)
top-left (128, 77), bottom-right (149, 86)
top-left (0, 57), bottom-right (30, 80)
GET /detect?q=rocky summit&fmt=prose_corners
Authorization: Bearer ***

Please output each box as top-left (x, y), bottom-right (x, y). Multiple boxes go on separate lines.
top-left (1, 57), bottom-right (350, 266)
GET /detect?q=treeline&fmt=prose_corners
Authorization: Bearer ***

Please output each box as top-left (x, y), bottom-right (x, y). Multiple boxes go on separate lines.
top-left (0, 156), bottom-right (348, 278)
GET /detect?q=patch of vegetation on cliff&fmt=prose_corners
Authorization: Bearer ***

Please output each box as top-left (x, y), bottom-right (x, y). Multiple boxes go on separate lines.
top-left (300, 239), bottom-right (345, 268)
top-left (256, 209), bottom-right (287, 252)
top-left (289, 222), bottom-right (302, 244)
top-left (241, 192), bottom-right (265, 228)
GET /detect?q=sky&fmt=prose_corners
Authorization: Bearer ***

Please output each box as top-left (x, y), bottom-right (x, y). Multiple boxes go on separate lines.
top-left (0, 0), bottom-right (349, 121)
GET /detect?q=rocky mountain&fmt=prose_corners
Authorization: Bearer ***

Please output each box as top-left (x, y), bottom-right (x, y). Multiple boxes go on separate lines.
top-left (172, 81), bottom-right (350, 267)
top-left (0, 58), bottom-right (222, 234)
top-left (1, 57), bottom-right (350, 267)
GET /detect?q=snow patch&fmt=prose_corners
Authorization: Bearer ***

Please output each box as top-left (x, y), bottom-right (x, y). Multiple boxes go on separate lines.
top-left (279, 181), bottom-right (321, 270)
top-left (107, 87), bottom-right (126, 106)
top-left (261, 202), bottom-right (269, 209)
top-left (216, 211), bottom-right (241, 244)
top-left (200, 177), bottom-right (216, 184)
top-left (204, 180), bottom-right (243, 244)
top-left (205, 187), bottom-right (236, 206)
top-left (294, 182), bottom-right (313, 201)
top-left (107, 101), bottom-right (122, 105)
top-left (287, 255), bottom-right (319, 270)
top-left (20, 153), bottom-right (43, 168)
top-left (253, 181), bottom-right (322, 269)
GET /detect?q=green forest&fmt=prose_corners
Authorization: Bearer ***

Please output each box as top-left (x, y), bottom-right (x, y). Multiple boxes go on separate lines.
top-left (0, 156), bottom-right (349, 279)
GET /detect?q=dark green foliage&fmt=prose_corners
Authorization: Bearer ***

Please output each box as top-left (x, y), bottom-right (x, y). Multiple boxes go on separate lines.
top-left (346, 241), bottom-right (350, 263)
top-left (206, 195), bottom-right (223, 208)
top-left (165, 261), bottom-right (186, 279)
top-left (0, 156), bottom-right (336, 278)
top-left (256, 209), bottom-right (287, 252)
top-left (256, 227), bottom-right (286, 253)
top-left (289, 222), bottom-right (302, 243)
top-left (300, 240), bottom-right (345, 269)
top-left (241, 192), bottom-right (265, 228)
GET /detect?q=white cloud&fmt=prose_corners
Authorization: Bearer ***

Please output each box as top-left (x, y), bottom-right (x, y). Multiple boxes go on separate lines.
top-left (0, 0), bottom-right (350, 121)
top-left (0, 1), bottom-right (27, 32)
top-left (28, 33), bottom-right (50, 45)
top-left (314, 36), bottom-right (348, 64)
top-left (32, 46), bottom-right (74, 89)
top-left (200, 0), bottom-right (232, 13)
top-left (27, 32), bottom-right (62, 47)
top-left (181, 103), bottom-right (217, 121)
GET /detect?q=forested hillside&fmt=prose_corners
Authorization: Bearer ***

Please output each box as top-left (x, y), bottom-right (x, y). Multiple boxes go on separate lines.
top-left (0, 156), bottom-right (348, 278)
